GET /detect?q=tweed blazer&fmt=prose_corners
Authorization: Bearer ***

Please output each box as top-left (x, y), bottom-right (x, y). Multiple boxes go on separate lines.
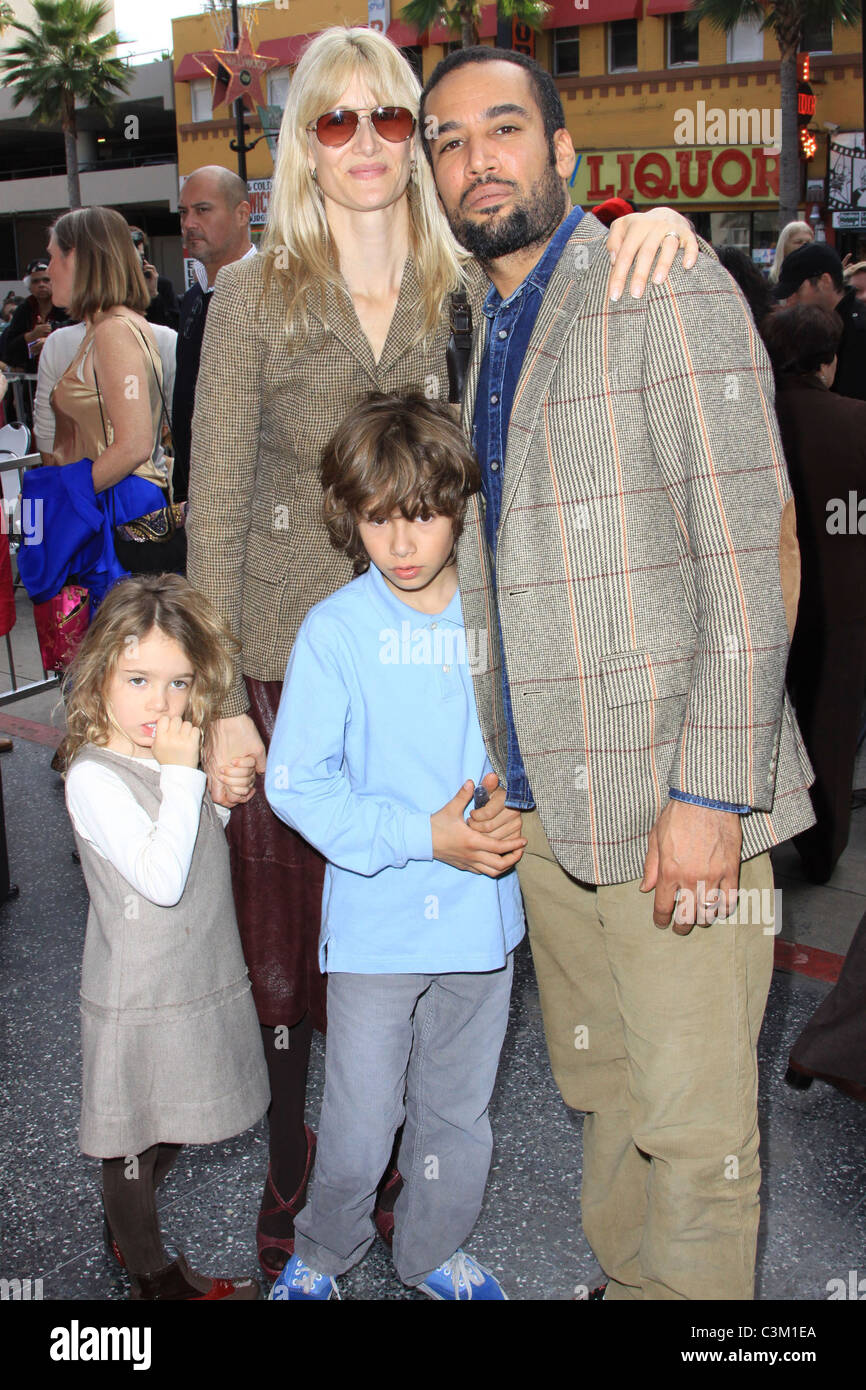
top-left (187, 253), bottom-right (485, 717)
top-left (458, 213), bottom-right (815, 886)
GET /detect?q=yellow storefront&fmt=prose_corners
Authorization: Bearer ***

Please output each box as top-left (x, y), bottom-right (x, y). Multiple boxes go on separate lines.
top-left (171, 3), bottom-right (864, 257)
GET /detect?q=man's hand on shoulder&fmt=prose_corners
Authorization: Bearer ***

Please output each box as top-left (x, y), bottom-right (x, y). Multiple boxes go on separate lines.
top-left (205, 713), bottom-right (266, 808)
top-left (640, 799), bottom-right (742, 934)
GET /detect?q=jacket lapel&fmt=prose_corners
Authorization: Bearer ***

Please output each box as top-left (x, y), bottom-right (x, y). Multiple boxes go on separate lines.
top-left (498, 213), bottom-right (609, 528)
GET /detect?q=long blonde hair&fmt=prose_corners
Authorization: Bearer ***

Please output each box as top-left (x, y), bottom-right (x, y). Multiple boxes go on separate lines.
top-left (769, 221), bottom-right (813, 285)
top-left (261, 25), bottom-right (465, 344)
top-left (61, 575), bottom-right (239, 770)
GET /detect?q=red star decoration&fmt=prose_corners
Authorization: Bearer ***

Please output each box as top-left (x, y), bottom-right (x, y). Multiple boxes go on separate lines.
top-left (204, 23), bottom-right (277, 114)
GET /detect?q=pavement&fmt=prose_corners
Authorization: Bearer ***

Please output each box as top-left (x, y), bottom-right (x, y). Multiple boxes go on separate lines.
top-left (0, 581), bottom-right (864, 1307)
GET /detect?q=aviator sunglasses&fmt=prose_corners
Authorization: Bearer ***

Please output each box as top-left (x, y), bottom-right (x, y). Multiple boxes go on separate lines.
top-left (307, 106), bottom-right (416, 147)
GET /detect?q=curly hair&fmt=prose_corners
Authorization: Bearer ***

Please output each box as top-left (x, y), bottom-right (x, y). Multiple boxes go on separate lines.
top-left (321, 391), bottom-right (481, 573)
top-left (61, 575), bottom-right (239, 770)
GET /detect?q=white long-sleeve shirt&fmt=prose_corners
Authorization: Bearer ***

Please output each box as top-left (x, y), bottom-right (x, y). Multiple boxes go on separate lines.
top-left (65, 750), bottom-right (229, 907)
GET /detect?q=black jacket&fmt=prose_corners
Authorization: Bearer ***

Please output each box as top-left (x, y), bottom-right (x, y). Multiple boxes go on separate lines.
top-left (832, 287), bottom-right (866, 403)
top-left (171, 283), bottom-right (211, 503)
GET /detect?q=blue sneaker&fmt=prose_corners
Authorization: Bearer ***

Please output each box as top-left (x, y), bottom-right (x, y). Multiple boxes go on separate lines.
top-left (268, 1253), bottom-right (340, 1301)
top-left (417, 1249), bottom-right (507, 1301)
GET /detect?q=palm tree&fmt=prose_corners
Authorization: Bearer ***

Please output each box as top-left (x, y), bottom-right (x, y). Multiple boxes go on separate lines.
top-left (688, 0), bottom-right (861, 230)
top-left (0, 2), bottom-right (16, 34)
top-left (0, 0), bottom-right (131, 209)
top-left (401, 0), bottom-right (550, 51)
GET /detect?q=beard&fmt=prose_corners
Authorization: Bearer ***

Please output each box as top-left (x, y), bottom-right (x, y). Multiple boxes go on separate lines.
top-left (444, 158), bottom-right (569, 263)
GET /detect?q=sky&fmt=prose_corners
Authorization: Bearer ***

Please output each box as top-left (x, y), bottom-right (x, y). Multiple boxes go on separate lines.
top-left (113, 0), bottom-right (212, 60)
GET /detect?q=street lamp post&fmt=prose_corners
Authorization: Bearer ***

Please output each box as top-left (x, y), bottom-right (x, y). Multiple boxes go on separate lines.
top-left (229, 0), bottom-right (247, 184)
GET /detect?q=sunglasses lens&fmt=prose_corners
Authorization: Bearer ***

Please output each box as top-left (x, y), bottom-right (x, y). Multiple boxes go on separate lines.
top-left (371, 107), bottom-right (415, 142)
top-left (315, 110), bottom-right (359, 146)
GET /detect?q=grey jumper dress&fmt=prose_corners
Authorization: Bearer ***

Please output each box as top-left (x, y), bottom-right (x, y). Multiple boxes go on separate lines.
top-left (70, 745), bottom-right (269, 1157)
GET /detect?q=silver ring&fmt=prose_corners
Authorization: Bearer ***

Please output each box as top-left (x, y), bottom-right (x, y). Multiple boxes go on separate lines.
top-left (662, 231), bottom-right (681, 243)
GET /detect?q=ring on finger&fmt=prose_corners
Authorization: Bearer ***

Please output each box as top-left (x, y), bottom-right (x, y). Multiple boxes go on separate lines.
top-left (662, 230), bottom-right (681, 244)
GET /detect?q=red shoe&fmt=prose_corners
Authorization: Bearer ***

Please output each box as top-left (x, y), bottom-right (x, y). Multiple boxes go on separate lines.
top-left (256, 1125), bottom-right (317, 1280)
top-left (373, 1166), bottom-right (403, 1249)
top-left (131, 1251), bottom-right (259, 1301)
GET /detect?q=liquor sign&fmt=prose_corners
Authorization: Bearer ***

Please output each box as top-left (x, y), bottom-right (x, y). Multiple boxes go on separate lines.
top-left (248, 178), bottom-right (273, 227)
top-left (367, 0), bottom-right (390, 33)
top-left (573, 146), bottom-right (780, 206)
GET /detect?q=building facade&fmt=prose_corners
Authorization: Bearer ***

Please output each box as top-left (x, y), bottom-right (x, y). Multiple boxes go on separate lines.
top-left (171, 2), bottom-right (864, 262)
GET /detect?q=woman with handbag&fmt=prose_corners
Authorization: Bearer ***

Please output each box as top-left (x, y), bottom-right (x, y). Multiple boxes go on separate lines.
top-left (187, 25), bottom-right (698, 1284)
top-left (45, 206), bottom-right (185, 579)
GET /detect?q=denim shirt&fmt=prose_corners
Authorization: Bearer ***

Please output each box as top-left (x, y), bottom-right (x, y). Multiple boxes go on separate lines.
top-left (472, 206), bottom-right (584, 809)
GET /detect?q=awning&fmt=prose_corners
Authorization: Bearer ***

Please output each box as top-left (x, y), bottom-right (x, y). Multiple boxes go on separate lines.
top-left (645, 0), bottom-right (692, 14)
top-left (174, 51), bottom-right (218, 82)
top-left (543, 0), bottom-right (643, 27)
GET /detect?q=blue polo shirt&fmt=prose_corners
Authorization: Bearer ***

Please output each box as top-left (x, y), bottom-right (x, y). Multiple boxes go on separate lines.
top-left (472, 206), bottom-right (583, 809)
top-left (265, 565), bottom-right (525, 975)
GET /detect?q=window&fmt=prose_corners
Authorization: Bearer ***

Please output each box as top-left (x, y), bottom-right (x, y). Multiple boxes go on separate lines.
top-left (553, 26), bottom-right (580, 77)
top-left (667, 13), bottom-right (699, 67)
top-left (190, 78), bottom-right (213, 123)
top-left (267, 67), bottom-right (290, 108)
top-left (401, 46), bottom-right (424, 84)
top-left (609, 19), bottom-right (638, 73)
top-left (727, 16), bottom-right (763, 63)
top-left (801, 18), bottom-right (833, 53)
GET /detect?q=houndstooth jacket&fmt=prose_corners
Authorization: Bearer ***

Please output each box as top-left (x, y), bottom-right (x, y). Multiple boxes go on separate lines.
top-left (457, 212), bottom-right (815, 886)
top-left (186, 252), bottom-right (484, 717)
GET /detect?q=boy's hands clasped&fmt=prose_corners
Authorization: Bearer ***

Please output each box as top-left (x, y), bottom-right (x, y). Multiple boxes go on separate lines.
top-left (432, 772), bottom-right (525, 877)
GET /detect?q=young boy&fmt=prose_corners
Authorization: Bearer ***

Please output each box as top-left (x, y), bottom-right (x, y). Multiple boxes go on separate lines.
top-left (264, 392), bottom-right (526, 1301)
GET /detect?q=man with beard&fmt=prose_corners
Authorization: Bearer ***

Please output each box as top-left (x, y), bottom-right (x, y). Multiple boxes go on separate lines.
top-left (420, 48), bottom-right (815, 1301)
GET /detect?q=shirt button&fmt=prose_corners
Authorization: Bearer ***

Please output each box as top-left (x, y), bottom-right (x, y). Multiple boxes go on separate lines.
top-left (443, 665), bottom-right (450, 673)
top-left (490, 460), bottom-right (500, 472)
top-left (490, 393), bottom-right (499, 404)
top-left (497, 329), bottom-right (507, 339)
top-left (430, 622), bottom-right (437, 629)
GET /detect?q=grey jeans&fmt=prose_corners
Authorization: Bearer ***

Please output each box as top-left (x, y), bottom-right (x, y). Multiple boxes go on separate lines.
top-left (293, 956), bottom-right (514, 1286)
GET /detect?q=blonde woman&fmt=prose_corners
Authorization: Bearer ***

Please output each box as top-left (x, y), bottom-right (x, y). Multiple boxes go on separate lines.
top-left (45, 207), bottom-right (184, 576)
top-left (187, 24), bottom-right (696, 1282)
top-left (768, 219), bottom-right (814, 284)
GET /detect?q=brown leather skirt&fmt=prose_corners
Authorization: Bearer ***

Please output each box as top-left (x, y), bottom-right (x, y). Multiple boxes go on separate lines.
top-left (226, 677), bottom-right (327, 1033)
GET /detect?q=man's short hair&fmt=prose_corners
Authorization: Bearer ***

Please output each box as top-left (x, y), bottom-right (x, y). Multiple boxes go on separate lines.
top-left (762, 304), bottom-right (842, 379)
top-left (321, 392), bottom-right (481, 573)
top-left (419, 46), bottom-right (566, 166)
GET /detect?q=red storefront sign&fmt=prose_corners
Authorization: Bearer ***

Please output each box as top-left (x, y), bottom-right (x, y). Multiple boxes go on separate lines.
top-left (579, 146), bottom-right (780, 203)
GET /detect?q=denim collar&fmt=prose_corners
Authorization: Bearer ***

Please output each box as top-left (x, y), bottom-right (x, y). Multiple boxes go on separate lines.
top-left (481, 204), bottom-right (584, 319)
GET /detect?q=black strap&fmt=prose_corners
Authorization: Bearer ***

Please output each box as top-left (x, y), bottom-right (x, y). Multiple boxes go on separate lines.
top-left (446, 290), bottom-right (472, 405)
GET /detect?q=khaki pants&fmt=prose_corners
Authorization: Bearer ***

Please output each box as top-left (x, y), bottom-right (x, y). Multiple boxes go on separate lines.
top-left (517, 811), bottom-right (774, 1300)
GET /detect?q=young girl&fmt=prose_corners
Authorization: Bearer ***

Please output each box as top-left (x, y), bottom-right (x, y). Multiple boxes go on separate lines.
top-left (63, 574), bottom-right (270, 1300)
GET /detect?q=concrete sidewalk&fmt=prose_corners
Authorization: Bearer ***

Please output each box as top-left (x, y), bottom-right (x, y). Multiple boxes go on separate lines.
top-left (0, 723), bottom-right (863, 1302)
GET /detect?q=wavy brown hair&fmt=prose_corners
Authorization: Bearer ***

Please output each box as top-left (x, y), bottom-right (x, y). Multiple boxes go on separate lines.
top-left (321, 391), bottom-right (481, 573)
top-left (61, 575), bottom-right (239, 770)
top-left (51, 207), bottom-right (149, 321)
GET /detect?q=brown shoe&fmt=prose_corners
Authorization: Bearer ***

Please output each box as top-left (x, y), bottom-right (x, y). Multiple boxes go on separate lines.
top-left (130, 1250), bottom-right (260, 1301)
top-left (0, 736), bottom-right (12, 753)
